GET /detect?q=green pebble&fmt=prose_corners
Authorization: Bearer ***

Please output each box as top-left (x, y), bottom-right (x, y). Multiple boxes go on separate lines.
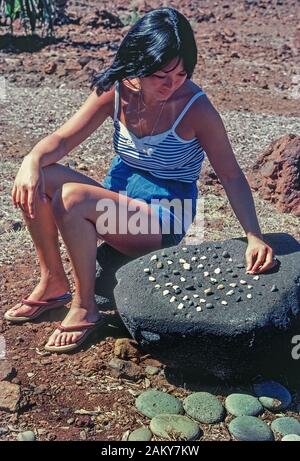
top-left (183, 392), bottom-right (225, 424)
top-left (225, 393), bottom-right (263, 417)
top-left (128, 427), bottom-right (152, 441)
top-left (145, 366), bottom-right (160, 376)
top-left (136, 390), bottom-right (183, 418)
top-left (271, 417), bottom-right (300, 436)
top-left (229, 416), bottom-right (274, 441)
top-left (253, 381), bottom-right (292, 411)
top-left (150, 414), bottom-right (201, 441)
top-left (17, 431), bottom-right (36, 441)
top-left (282, 434), bottom-right (300, 441)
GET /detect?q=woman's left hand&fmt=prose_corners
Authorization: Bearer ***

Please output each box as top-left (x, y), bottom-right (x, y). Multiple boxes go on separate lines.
top-left (245, 235), bottom-right (277, 274)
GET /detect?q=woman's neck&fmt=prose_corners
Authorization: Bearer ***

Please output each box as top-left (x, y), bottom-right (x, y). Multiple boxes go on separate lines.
top-left (123, 79), bottom-right (167, 108)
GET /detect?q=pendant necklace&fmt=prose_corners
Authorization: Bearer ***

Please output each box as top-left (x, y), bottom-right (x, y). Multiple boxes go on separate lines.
top-left (137, 89), bottom-right (167, 156)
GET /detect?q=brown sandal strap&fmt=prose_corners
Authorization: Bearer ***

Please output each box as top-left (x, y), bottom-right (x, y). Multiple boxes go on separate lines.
top-left (56, 321), bottom-right (100, 332)
top-left (21, 292), bottom-right (72, 307)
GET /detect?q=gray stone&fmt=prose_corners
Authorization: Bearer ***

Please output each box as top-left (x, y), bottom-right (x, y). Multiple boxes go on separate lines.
top-left (150, 414), bottom-right (201, 441)
top-left (271, 417), bottom-right (300, 436)
top-left (108, 358), bottom-right (143, 381)
top-left (229, 416), bottom-right (274, 441)
top-left (17, 431), bottom-right (36, 441)
top-left (225, 393), bottom-right (263, 416)
top-left (0, 381), bottom-right (20, 412)
top-left (128, 427), bottom-right (152, 441)
top-left (282, 434), bottom-right (300, 441)
top-left (253, 381), bottom-right (292, 411)
top-left (0, 361), bottom-right (15, 381)
top-left (95, 242), bottom-right (135, 310)
top-left (145, 366), bottom-right (160, 376)
top-left (114, 233), bottom-right (300, 381)
top-left (206, 303), bottom-right (214, 309)
top-left (183, 392), bottom-right (225, 424)
top-left (136, 390), bottom-right (184, 418)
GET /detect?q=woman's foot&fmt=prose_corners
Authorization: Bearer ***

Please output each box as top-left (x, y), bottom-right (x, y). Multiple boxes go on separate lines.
top-left (6, 276), bottom-right (70, 319)
top-left (45, 304), bottom-right (101, 348)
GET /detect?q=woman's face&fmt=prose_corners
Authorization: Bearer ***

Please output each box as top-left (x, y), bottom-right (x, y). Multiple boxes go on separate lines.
top-left (140, 57), bottom-right (187, 102)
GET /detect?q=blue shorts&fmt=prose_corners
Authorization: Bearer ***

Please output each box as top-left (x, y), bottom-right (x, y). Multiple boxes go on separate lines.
top-left (100, 155), bottom-right (197, 248)
top-left (149, 203), bottom-right (190, 248)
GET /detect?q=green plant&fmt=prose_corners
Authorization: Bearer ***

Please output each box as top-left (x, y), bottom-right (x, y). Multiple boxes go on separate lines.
top-left (121, 6), bottom-right (140, 27)
top-left (0, 0), bottom-right (56, 37)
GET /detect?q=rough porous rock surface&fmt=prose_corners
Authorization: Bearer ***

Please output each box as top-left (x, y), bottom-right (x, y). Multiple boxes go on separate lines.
top-left (114, 232), bottom-right (300, 381)
top-left (247, 134), bottom-right (300, 217)
top-left (95, 242), bottom-right (135, 310)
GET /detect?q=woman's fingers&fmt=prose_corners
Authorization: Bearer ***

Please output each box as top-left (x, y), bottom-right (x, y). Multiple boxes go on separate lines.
top-left (247, 248), bottom-right (267, 273)
top-left (20, 187), bottom-right (29, 216)
top-left (27, 186), bottom-right (36, 218)
top-left (15, 187), bottom-right (21, 210)
top-left (11, 184), bottom-right (17, 208)
top-left (246, 251), bottom-right (256, 272)
top-left (255, 248), bottom-right (275, 273)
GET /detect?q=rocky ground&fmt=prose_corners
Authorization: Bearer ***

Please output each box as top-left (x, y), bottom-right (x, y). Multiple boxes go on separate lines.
top-left (0, 0), bottom-right (299, 441)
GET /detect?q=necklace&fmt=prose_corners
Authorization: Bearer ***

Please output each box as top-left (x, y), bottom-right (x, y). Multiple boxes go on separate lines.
top-left (137, 89), bottom-right (167, 156)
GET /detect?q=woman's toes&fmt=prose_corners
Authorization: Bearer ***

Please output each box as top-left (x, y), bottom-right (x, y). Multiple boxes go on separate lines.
top-left (46, 329), bottom-right (60, 346)
top-left (62, 333), bottom-right (69, 346)
top-left (46, 329), bottom-right (86, 348)
top-left (65, 333), bottom-right (72, 345)
top-left (55, 332), bottom-right (64, 346)
top-left (8, 305), bottom-right (34, 317)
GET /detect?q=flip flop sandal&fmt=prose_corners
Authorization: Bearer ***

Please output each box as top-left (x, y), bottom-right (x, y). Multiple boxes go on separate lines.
top-left (4, 291), bottom-right (72, 323)
top-left (44, 318), bottom-right (103, 353)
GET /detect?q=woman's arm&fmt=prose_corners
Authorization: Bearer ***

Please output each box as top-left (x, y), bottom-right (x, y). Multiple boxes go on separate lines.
top-left (193, 96), bottom-right (275, 273)
top-left (12, 86), bottom-right (116, 219)
top-left (26, 86), bottom-right (115, 167)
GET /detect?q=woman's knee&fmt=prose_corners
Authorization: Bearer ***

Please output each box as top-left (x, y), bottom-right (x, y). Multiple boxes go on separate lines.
top-left (43, 163), bottom-right (65, 199)
top-left (51, 183), bottom-right (85, 220)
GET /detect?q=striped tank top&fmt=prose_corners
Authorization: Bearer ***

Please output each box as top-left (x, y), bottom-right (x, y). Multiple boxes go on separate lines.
top-left (113, 81), bottom-right (206, 183)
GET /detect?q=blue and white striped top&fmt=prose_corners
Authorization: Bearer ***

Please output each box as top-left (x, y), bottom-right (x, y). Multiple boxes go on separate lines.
top-left (112, 81), bottom-right (206, 183)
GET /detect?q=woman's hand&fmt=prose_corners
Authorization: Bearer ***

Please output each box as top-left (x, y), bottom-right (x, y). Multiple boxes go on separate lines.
top-left (245, 234), bottom-right (277, 274)
top-left (11, 155), bottom-right (47, 219)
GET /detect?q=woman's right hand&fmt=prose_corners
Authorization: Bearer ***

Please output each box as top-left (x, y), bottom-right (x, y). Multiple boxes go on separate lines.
top-left (11, 155), bottom-right (47, 219)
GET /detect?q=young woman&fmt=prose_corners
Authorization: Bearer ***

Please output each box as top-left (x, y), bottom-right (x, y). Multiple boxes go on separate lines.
top-left (5, 7), bottom-right (276, 352)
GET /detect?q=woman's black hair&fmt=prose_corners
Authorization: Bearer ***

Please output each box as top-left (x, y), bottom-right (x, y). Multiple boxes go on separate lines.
top-left (90, 7), bottom-right (197, 95)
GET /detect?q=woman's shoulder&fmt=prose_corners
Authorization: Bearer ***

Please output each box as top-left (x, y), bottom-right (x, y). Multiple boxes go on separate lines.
top-left (183, 81), bottom-right (220, 136)
top-left (175, 80), bottom-right (207, 111)
top-left (186, 80), bottom-right (214, 113)
top-left (186, 79), bottom-right (205, 94)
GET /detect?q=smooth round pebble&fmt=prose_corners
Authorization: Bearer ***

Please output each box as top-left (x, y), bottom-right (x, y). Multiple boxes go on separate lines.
top-left (183, 392), bottom-right (225, 424)
top-left (282, 434), bottom-right (300, 441)
top-left (128, 427), bottom-right (152, 441)
top-left (150, 414), bottom-right (201, 441)
top-left (271, 417), bottom-right (300, 436)
top-left (136, 390), bottom-right (184, 418)
top-left (253, 381), bottom-right (292, 411)
top-left (225, 393), bottom-right (263, 417)
top-left (17, 431), bottom-right (36, 441)
top-left (229, 416), bottom-right (274, 441)
top-left (145, 366), bottom-right (160, 376)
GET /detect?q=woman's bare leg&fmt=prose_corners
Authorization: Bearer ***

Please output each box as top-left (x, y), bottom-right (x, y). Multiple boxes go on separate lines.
top-left (45, 182), bottom-right (163, 348)
top-left (6, 163), bottom-right (103, 318)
